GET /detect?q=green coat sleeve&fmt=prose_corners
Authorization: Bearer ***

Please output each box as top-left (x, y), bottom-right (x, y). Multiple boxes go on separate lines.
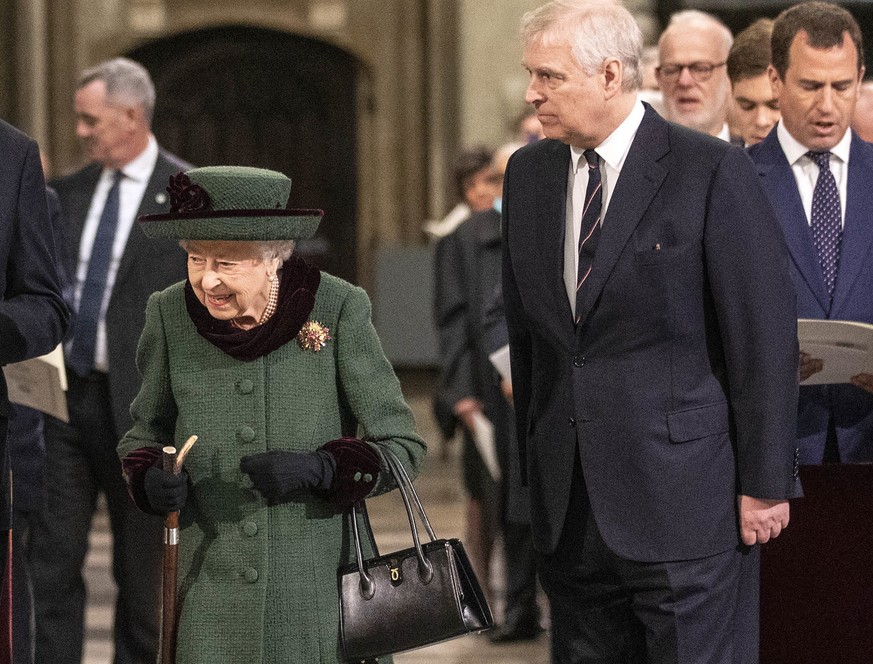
top-left (334, 286), bottom-right (427, 495)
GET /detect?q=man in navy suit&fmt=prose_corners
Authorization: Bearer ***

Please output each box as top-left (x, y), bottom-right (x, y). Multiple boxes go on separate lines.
top-left (503, 3), bottom-right (800, 661)
top-left (749, 2), bottom-right (873, 465)
top-left (0, 120), bottom-right (69, 662)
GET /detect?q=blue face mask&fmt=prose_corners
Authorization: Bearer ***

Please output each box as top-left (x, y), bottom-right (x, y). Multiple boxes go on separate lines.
top-left (493, 198), bottom-right (502, 214)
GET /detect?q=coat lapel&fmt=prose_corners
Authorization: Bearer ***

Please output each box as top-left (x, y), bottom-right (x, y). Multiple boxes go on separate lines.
top-left (575, 107), bottom-right (668, 326)
top-left (832, 133), bottom-right (873, 315)
top-left (754, 133), bottom-right (830, 313)
top-left (537, 140), bottom-right (577, 340)
top-left (115, 153), bottom-right (175, 286)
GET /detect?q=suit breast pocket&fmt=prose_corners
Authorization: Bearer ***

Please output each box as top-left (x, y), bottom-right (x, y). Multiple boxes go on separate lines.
top-left (667, 401), bottom-right (729, 444)
top-left (634, 243), bottom-right (696, 266)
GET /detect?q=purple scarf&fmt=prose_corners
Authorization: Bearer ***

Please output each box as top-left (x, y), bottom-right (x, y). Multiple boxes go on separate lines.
top-left (184, 255), bottom-right (321, 361)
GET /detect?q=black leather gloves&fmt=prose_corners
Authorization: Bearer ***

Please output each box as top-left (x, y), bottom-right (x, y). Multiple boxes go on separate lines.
top-left (143, 465), bottom-right (189, 514)
top-left (240, 449), bottom-right (336, 502)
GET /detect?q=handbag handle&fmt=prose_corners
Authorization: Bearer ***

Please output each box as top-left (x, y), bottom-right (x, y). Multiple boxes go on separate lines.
top-left (350, 447), bottom-right (436, 599)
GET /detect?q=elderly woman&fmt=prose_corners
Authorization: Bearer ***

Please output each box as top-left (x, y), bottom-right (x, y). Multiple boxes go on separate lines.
top-left (118, 166), bottom-right (426, 663)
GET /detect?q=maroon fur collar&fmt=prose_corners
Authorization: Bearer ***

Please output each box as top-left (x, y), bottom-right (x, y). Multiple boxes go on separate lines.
top-left (184, 255), bottom-right (321, 361)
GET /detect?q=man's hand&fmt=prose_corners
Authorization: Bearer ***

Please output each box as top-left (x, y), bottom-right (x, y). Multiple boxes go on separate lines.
top-left (454, 397), bottom-right (483, 432)
top-left (738, 495), bottom-right (790, 545)
top-left (500, 378), bottom-right (514, 405)
top-left (798, 351), bottom-right (823, 383)
top-left (850, 373), bottom-right (873, 395)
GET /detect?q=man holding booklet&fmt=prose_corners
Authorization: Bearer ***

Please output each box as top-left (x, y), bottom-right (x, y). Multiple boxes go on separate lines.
top-left (749, 1), bottom-right (873, 464)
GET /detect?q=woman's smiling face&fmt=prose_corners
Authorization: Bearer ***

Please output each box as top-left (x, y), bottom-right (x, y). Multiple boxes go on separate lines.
top-left (185, 240), bottom-right (278, 329)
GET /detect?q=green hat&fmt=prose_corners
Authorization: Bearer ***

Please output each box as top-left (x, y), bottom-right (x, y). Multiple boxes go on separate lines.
top-left (138, 166), bottom-right (323, 241)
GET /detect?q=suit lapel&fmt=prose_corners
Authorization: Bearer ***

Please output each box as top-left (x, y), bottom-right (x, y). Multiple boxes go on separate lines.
top-left (832, 133), bottom-right (873, 315)
top-left (575, 107), bottom-right (668, 326)
top-left (754, 134), bottom-right (830, 313)
top-left (115, 153), bottom-right (175, 286)
top-left (534, 140), bottom-right (575, 339)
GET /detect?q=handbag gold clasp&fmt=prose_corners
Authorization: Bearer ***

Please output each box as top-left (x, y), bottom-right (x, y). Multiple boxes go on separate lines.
top-left (388, 560), bottom-right (403, 586)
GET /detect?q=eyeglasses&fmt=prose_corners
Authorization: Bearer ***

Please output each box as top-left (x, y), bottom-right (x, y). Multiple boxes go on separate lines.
top-left (656, 62), bottom-right (726, 82)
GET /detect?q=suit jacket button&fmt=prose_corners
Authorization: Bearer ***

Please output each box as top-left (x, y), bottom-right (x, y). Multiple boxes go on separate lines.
top-left (237, 379), bottom-right (254, 394)
top-left (569, 417), bottom-right (576, 427)
top-left (238, 426), bottom-right (255, 443)
top-left (243, 521), bottom-right (258, 537)
top-left (244, 567), bottom-right (259, 583)
top-left (573, 356), bottom-right (586, 368)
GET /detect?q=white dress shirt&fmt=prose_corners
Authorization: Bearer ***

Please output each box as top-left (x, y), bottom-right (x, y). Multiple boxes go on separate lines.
top-left (564, 99), bottom-right (646, 314)
top-left (777, 121), bottom-right (851, 228)
top-left (74, 135), bottom-right (159, 371)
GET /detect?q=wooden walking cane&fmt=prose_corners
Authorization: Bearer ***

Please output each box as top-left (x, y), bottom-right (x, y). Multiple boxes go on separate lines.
top-left (161, 435), bottom-right (197, 664)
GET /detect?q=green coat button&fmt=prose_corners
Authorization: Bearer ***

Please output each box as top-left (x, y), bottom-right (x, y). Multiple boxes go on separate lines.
top-left (237, 379), bottom-right (254, 394)
top-left (238, 427), bottom-right (255, 443)
top-left (244, 567), bottom-right (259, 583)
top-left (243, 521), bottom-right (258, 537)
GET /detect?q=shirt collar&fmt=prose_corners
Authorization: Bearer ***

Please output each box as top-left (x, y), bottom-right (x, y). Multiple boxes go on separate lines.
top-left (106, 134), bottom-right (159, 182)
top-left (571, 97), bottom-right (645, 173)
top-left (777, 121), bottom-right (852, 166)
top-left (716, 123), bottom-right (730, 142)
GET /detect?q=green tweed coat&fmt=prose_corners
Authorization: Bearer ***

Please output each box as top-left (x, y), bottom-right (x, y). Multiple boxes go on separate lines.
top-left (118, 273), bottom-right (426, 663)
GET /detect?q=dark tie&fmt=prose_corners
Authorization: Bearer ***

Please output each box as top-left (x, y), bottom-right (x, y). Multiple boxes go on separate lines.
top-left (68, 170), bottom-right (123, 376)
top-left (807, 151), bottom-right (842, 303)
top-left (575, 149), bottom-right (602, 325)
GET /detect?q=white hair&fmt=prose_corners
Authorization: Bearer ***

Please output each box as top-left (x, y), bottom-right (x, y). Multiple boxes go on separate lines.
top-left (78, 58), bottom-right (156, 124)
top-left (179, 239), bottom-right (295, 263)
top-left (659, 10), bottom-right (734, 58)
top-left (521, 0), bottom-right (644, 92)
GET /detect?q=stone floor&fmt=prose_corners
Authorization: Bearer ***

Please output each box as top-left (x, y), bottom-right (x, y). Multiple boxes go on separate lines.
top-left (81, 369), bottom-right (550, 663)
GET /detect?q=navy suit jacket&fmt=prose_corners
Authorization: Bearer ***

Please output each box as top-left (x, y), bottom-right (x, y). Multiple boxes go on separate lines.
top-left (503, 106), bottom-right (801, 561)
top-left (748, 128), bottom-right (873, 464)
top-left (51, 148), bottom-right (190, 438)
top-left (0, 121), bottom-right (69, 526)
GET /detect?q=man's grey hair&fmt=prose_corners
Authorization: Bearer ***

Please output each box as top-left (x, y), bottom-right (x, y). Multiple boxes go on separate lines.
top-left (179, 239), bottom-right (295, 264)
top-left (78, 57), bottom-right (156, 124)
top-left (659, 10), bottom-right (734, 57)
top-left (521, 0), bottom-right (644, 92)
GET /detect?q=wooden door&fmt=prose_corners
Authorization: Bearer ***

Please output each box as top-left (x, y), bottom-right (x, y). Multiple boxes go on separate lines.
top-left (129, 26), bottom-right (361, 282)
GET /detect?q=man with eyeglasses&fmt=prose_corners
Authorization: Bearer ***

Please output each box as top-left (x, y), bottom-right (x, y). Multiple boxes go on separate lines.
top-left (657, 10), bottom-right (734, 140)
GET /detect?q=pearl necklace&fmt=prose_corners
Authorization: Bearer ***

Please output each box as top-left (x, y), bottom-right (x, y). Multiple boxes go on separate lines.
top-left (258, 273), bottom-right (280, 325)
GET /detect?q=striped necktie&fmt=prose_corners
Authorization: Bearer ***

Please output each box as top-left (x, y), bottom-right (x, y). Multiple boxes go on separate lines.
top-left (575, 149), bottom-right (602, 325)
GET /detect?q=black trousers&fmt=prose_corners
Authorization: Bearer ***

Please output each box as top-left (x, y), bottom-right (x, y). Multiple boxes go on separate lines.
top-left (29, 372), bottom-right (162, 664)
top-left (537, 458), bottom-right (748, 664)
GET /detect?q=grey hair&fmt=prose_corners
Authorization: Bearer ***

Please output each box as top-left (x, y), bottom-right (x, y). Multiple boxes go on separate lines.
top-left (659, 10), bottom-right (734, 58)
top-left (178, 240), bottom-right (295, 263)
top-left (521, 0), bottom-right (643, 92)
top-left (78, 57), bottom-right (156, 125)
top-left (255, 240), bottom-right (295, 262)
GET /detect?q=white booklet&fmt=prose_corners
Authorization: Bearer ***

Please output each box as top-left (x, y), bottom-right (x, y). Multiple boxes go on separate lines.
top-left (3, 345), bottom-right (69, 421)
top-left (798, 319), bottom-right (873, 385)
top-left (470, 411), bottom-right (501, 482)
top-left (488, 344), bottom-right (512, 385)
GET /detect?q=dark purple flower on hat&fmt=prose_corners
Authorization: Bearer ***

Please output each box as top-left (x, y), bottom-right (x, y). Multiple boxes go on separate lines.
top-left (167, 172), bottom-right (212, 213)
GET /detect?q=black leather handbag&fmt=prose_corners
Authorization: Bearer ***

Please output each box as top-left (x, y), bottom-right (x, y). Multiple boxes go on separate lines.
top-left (338, 448), bottom-right (493, 662)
